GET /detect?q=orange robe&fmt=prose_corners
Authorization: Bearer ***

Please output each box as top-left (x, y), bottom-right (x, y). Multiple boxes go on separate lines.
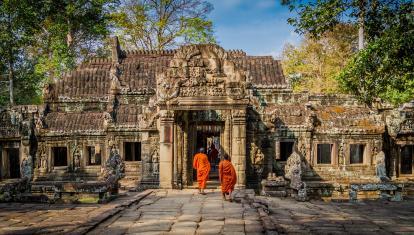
top-left (219, 160), bottom-right (237, 193)
top-left (193, 153), bottom-right (211, 189)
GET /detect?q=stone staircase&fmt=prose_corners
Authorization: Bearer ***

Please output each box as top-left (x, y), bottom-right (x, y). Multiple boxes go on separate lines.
top-left (120, 162), bottom-right (141, 190)
top-left (188, 180), bottom-right (221, 189)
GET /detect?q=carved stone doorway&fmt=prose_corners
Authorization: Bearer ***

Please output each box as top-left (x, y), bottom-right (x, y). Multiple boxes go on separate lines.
top-left (159, 108), bottom-right (247, 189)
top-left (192, 122), bottom-right (223, 184)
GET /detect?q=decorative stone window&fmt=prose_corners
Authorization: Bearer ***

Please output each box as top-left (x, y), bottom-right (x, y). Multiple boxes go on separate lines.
top-left (52, 147), bottom-right (68, 167)
top-left (124, 142), bottom-right (141, 161)
top-left (278, 141), bottom-right (294, 161)
top-left (350, 144), bottom-right (365, 164)
top-left (87, 146), bottom-right (101, 166)
top-left (400, 145), bottom-right (413, 175)
top-left (317, 144), bottom-right (333, 164)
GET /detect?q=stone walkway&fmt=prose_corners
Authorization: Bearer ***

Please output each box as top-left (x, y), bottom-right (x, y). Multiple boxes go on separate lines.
top-left (1, 189), bottom-right (414, 235)
top-left (261, 197), bottom-right (414, 234)
top-left (0, 190), bottom-right (151, 235)
top-left (89, 189), bottom-right (263, 235)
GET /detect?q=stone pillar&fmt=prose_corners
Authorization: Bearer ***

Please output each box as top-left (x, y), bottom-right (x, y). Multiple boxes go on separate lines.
top-left (159, 110), bottom-right (174, 188)
top-left (140, 132), bottom-right (152, 182)
top-left (223, 111), bottom-right (232, 157)
top-left (231, 109), bottom-right (246, 188)
top-left (183, 113), bottom-right (189, 185)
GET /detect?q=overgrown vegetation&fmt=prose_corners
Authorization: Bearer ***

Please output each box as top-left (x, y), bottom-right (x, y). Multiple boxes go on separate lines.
top-left (282, 0), bottom-right (414, 105)
top-left (282, 24), bottom-right (357, 94)
top-left (0, 0), bottom-right (216, 107)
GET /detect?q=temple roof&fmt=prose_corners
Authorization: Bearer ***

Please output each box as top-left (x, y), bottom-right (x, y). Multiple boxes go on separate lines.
top-left (44, 112), bottom-right (106, 134)
top-left (52, 45), bottom-right (287, 100)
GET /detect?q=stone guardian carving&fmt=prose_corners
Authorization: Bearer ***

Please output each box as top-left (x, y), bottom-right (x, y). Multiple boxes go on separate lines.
top-left (375, 151), bottom-right (390, 182)
top-left (284, 148), bottom-right (308, 201)
top-left (21, 149), bottom-right (33, 181)
top-left (103, 146), bottom-right (125, 192)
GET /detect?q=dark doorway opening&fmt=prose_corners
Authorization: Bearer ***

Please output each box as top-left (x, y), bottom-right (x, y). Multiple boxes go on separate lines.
top-left (280, 141), bottom-right (294, 161)
top-left (53, 147), bottom-right (68, 167)
top-left (7, 148), bottom-right (20, 178)
top-left (124, 142), bottom-right (141, 161)
top-left (193, 122), bottom-right (223, 183)
top-left (401, 145), bottom-right (413, 175)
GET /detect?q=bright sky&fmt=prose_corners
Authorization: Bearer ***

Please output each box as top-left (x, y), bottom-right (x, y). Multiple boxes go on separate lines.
top-left (208, 0), bottom-right (301, 58)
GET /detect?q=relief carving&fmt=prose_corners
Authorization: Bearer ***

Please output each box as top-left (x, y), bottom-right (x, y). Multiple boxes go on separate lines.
top-left (385, 111), bottom-right (402, 137)
top-left (110, 64), bottom-right (121, 95)
top-left (71, 143), bottom-right (82, 171)
top-left (151, 148), bottom-right (160, 176)
top-left (37, 144), bottom-right (48, 171)
top-left (156, 44), bottom-right (248, 103)
top-left (250, 143), bottom-right (265, 177)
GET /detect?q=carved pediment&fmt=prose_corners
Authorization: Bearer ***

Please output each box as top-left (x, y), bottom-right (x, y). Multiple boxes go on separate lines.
top-left (156, 44), bottom-right (248, 104)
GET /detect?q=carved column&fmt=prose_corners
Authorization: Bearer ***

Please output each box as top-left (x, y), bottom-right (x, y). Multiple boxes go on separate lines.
top-left (140, 132), bottom-right (152, 182)
top-left (231, 109), bottom-right (247, 188)
top-left (183, 113), bottom-right (189, 185)
top-left (223, 111), bottom-right (232, 157)
top-left (159, 110), bottom-right (174, 188)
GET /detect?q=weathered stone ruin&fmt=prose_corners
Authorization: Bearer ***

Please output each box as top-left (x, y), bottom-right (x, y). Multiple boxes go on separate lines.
top-left (0, 37), bottom-right (413, 202)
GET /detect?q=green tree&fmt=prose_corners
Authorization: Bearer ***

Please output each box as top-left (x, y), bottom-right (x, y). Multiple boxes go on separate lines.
top-left (1, 0), bottom-right (117, 107)
top-left (282, 24), bottom-right (357, 94)
top-left (32, 0), bottom-right (118, 82)
top-left (111, 0), bottom-right (215, 50)
top-left (0, 0), bottom-right (43, 106)
top-left (338, 3), bottom-right (414, 105)
top-left (283, 0), bottom-right (414, 105)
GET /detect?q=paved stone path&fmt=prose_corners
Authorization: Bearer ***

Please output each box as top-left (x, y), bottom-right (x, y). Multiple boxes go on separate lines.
top-left (0, 190), bottom-right (151, 235)
top-left (262, 197), bottom-right (414, 234)
top-left (89, 189), bottom-right (264, 235)
top-left (1, 189), bottom-right (414, 235)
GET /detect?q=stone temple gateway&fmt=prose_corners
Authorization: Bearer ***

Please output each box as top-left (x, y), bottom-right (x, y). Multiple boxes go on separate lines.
top-left (0, 38), bottom-right (413, 199)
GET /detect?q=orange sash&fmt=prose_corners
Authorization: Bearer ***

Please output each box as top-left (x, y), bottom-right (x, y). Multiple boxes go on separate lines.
top-left (193, 153), bottom-right (211, 189)
top-left (219, 160), bottom-right (237, 193)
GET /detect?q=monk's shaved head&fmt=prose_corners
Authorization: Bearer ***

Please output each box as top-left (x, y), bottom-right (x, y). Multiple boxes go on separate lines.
top-left (199, 147), bottom-right (205, 153)
top-left (224, 154), bottom-right (230, 160)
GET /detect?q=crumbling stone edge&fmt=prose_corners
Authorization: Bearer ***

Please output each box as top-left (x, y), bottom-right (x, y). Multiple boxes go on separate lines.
top-left (69, 189), bottom-right (153, 235)
top-left (250, 196), bottom-right (283, 235)
top-left (234, 190), bottom-right (281, 235)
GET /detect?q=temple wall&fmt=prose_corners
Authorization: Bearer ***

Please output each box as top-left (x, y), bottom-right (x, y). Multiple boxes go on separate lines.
top-left (246, 90), bottom-right (395, 187)
top-left (0, 42), bottom-right (413, 192)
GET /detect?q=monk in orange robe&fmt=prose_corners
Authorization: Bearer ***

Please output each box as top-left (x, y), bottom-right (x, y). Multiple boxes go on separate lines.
top-left (219, 154), bottom-right (237, 202)
top-left (193, 148), bottom-right (211, 194)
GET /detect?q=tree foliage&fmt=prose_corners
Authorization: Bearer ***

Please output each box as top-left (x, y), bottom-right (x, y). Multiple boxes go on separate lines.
top-left (32, 0), bottom-right (118, 82)
top-left (0, 0), bottom-right (44, 105)
top-left (111, 0), bottom-right (215, 50)
top-left (282, 24), bottom-right (357, 94)
top-left (0, 0), bottom-right (216, 107)
top-left (0, 0), bottom-right (118, 107)
top-left (283, 0), bottom-right (414, 105)
top-left (338, 3), bottom-right (414, 104)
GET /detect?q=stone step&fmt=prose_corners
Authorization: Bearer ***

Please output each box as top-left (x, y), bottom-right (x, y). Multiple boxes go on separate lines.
top-left (188, 180), bottom-right (221, 189)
